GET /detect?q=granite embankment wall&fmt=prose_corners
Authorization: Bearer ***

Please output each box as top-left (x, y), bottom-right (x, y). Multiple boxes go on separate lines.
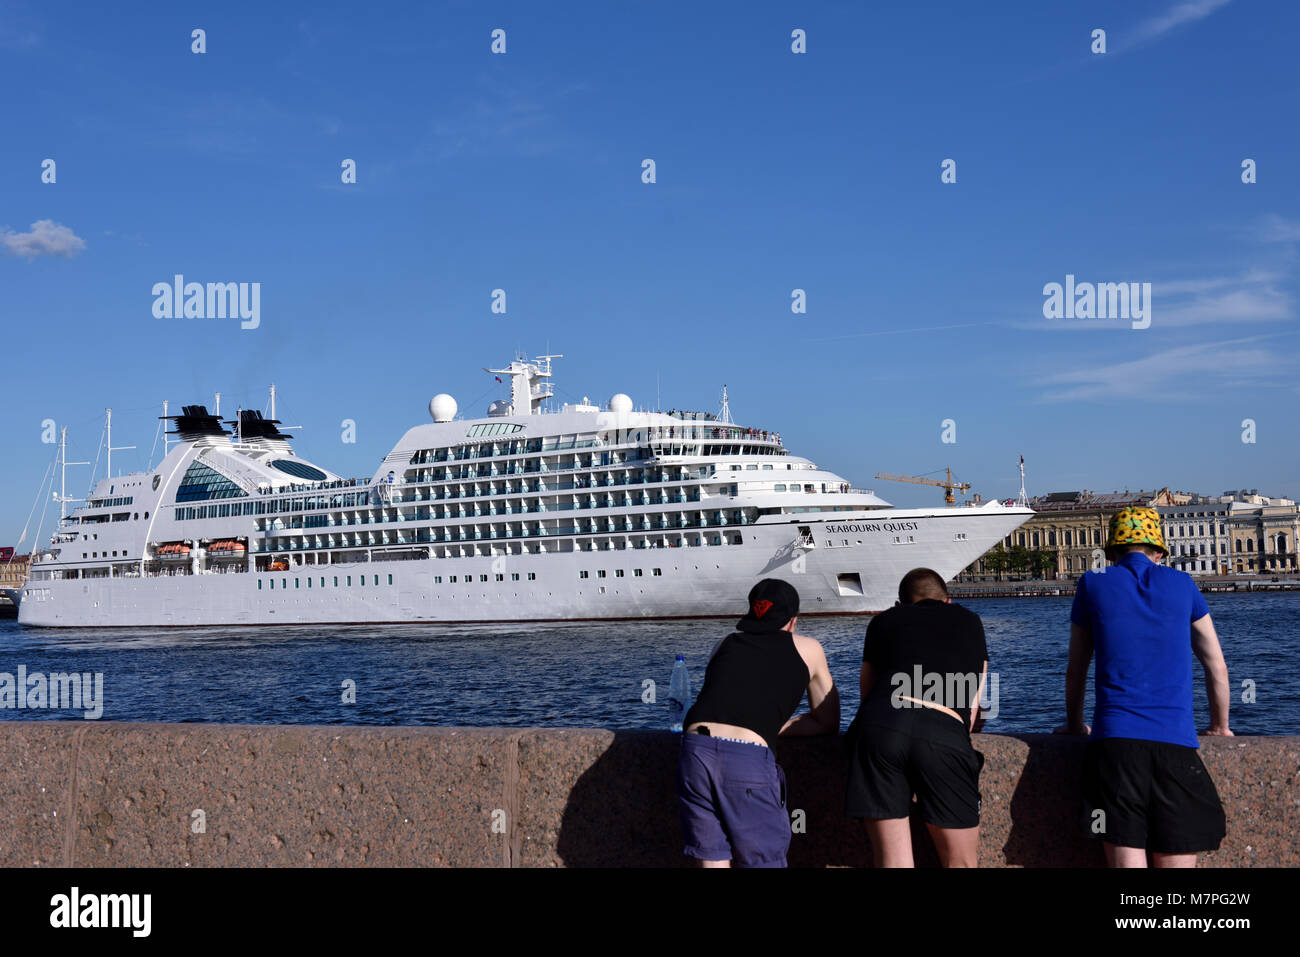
top-left (1, 723), bottom-right (1295, 867)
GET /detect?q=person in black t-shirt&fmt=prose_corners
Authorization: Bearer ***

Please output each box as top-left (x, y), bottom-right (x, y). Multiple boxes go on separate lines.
top-left (677, 579), bottom-right (839, 867)
top-left (845, 568), bottom-right (988, 867)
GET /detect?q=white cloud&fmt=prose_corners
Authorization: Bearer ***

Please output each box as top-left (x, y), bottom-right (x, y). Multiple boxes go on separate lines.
top-left (1038, 337), bottom-right (1286, 402)
top-left (1153, 269), bottom-right (1291, 326)
top-left (1, 220), bottom-right (87, 259)
top-left (1253, 214), bottom-right (1300, 244)
top-left (1129, 0), bottom-right (1233, 45)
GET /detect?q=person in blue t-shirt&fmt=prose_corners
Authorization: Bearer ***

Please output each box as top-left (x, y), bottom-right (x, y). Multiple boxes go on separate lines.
top-left (1057, 506), bottom-right (1231, 867)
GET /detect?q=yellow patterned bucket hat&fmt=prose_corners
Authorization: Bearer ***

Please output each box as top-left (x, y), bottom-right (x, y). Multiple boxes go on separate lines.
top-left (1106, 506), bottom-right (1168, 558)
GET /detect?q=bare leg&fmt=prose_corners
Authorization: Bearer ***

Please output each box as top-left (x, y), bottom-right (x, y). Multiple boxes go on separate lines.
top-left (926, 823), bottom-right (980, 867)
top-left (1104, 842), bottom-right (1149, 868)
top-left (1152, 852), bottom-right (1197, 868)
top-left (698, 859), bottom-right (731, 868)
top-left (864, 818), bottom-right (913, 868)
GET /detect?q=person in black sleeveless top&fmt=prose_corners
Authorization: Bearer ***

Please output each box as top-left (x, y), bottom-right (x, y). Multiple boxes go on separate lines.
top-left (677, 579), bottom-right (839, 867)
top-left (845, 568), bottom-right (988, 867)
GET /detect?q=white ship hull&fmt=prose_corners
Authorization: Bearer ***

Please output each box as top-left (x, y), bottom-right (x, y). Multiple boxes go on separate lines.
top-left (19, 506), bottom-right (1028, 627)
top-left (19, 354), bottom-right (1034, 629)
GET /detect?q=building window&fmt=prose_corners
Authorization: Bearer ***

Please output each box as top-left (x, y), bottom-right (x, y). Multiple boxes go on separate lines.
top-left (580, 571), bottom-right (589, 579)
top-left (653, 568), bottom-right (662, 576)
top-left (597, 570), bottom-right (607, 578)
top-left (527, 573), bottom-right (536, 580)
top-left (388, 574), bottom-right (393, 585)
top-left (258, 579), bottom-right (263, 590)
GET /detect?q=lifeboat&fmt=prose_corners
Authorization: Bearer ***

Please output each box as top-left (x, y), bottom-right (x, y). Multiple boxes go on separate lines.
top-left (208, 539), bottom-right (247, 554)
top-left (268, 560), bottom-right (290, 571)
top-left (155, 542), bottom-right (192, 558)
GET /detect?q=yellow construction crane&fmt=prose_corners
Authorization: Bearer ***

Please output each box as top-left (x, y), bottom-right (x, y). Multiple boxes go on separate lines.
top-left (875, 468), bottom-right (972, 505)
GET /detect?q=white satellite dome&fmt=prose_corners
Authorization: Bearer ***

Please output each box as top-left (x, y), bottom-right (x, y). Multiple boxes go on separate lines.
top-left (487, 399), bottom-right (512, 417)
top-left (607, 393), bottom-right (633, 414)
top-left (429, 393), bottom-right (458, 423)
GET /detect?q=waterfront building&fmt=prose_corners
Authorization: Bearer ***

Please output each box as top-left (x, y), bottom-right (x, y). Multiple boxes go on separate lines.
top-left (1158, 497), bottom-right (1234, 575)
top-left (1219, 491), bottom-right (1299, 574)
top-left (959, 488), bottom-right (1181, 581)
top-left (0, 552), bottom-right (30, 590)
top-left (960, 486), bottom-right (1300, 581)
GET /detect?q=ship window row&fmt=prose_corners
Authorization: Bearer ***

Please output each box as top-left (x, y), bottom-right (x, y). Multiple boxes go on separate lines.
top-left (86, 496), bottom-right (133, 508)
top-left (410, 436), bottom-right (601, 464)
top-left (177, 481), bottom-right (718, 526)
top-left (258, 573), bottom-right (395, 590)
top-left (434, 572), bottom-right (540, 583)
top-left (257, 484), bottom-right (713, 529)
top-left (176, 492), bottom-right (370, 521)
top-left (258, 525), bottom-right (749, 557)
top-left (259, 510), bottom-right (752, 545)
top-left (383, 486), bottom-right (707, 514)
top-left (409, 438), bottom-right (783, 470)
top-left (65, 511), bottom-right (150, 527)
top-left (578, 568), bottom-right (658, 579)
top-left (82, 550), bottom-right (129, 558)
top-left (405, 454), bottom-right (663, 482)
top-left (399, 466), bottom-right (708, 493)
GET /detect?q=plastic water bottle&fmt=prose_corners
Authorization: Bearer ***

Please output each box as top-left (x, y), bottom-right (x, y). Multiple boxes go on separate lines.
top-left (668, 654), bottom-right (690, 732)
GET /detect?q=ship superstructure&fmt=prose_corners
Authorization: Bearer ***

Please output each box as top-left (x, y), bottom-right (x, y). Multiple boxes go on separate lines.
top-left (18, 354), bottom-right (1032, 626)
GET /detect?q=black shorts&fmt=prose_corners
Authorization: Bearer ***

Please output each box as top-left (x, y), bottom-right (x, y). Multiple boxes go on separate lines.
top-left (845, 709), bottom-right (983, 829)
top-left (1082, 737), bottom-right (1226, 854)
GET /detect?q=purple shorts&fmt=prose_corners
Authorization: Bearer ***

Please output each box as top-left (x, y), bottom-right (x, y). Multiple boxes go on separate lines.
top-left (677, 732), bottom-right (790, 867)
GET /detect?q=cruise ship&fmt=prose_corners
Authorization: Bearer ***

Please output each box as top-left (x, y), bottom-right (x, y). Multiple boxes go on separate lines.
top-left (15, 354), bottom-right (1032, 627)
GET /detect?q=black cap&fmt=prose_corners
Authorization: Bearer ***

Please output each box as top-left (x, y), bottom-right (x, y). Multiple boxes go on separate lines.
top-left (736, 579), bottom-right (799, 634)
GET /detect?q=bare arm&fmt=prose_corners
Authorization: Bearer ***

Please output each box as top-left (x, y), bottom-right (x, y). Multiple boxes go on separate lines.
top-left (1055, 623), bottom-right (1093, 734)
top-left (1191, 613), bottom-right (1232, 735)
top-left (781, 637), bottom-right (840, 736)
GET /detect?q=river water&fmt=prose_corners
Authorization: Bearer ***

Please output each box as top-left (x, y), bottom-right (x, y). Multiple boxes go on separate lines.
top-left (0, 593), bottom-right (1295, 734)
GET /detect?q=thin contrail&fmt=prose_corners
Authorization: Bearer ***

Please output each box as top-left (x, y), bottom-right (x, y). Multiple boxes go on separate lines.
top-left (806, 321), bottom-right (999, 343)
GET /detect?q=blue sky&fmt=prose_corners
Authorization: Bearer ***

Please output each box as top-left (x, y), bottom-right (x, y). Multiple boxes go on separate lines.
top-left (2, 0), bottom-right (1297, 543)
